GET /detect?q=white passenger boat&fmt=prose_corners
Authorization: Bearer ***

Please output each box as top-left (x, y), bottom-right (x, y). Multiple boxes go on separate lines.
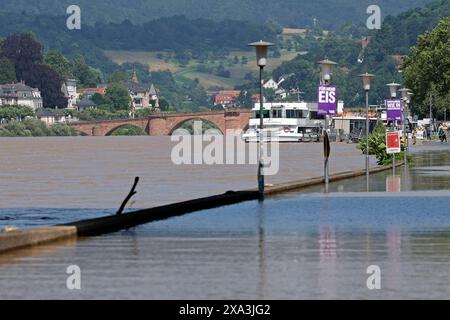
top-left (242, 102), bottom-right (325, 142)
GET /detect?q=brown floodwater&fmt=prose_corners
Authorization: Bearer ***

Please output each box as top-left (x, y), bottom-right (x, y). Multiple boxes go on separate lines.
top-left (0, 136), bottom-right (377, 210)
top-left (2, 137), bottom-right (450, 299)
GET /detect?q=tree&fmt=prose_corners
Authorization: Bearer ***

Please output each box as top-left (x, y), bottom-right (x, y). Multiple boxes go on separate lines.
top-left (72, 54), bottom-right (101, 87)
top-left (44, 51), bottom-right (73, 80)
top-left (24, 64), bottom-right (68, 108)
top-left (108, 70), bottom-right (128, 84)
top-left (104, 83), bottom-right (130, 110)
top-left (0, 57), bottom-right (16, 83)
top-left (0, 34), bottom-right (67, 108)
top-left (1, 33), bottom-right (43, 81)
top-left (403, 17), bottom-right (450, 116)
top-left (91, 93), bottom-right (107, 105)
top-left (237, 90), bottom-right (254, 108)
top-left (0, 105), bottom-right (34, 120)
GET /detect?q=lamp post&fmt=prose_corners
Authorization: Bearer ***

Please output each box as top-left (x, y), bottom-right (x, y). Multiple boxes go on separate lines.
top-left (249, 40), bottom-right (274, 200)
top-left (386, 83), bottom-right (401, 175)
top-left (318, 59), bottom-right (337, 193)
top-left (399, 88), bottom-right (412, 163)
top-left (430, 92), bottom-right (433, 139)
top-left (317, 59), bottom-right (338, 130)
top-left (358, 73), bottom-right (375, 192)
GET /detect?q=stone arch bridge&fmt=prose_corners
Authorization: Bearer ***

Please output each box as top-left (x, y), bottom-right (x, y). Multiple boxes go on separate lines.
top-left (68, 110), bottom-right (253, 136)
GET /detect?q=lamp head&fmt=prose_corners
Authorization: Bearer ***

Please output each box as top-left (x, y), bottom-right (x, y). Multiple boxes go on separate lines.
top-left (318, 59), bottom-right (337, 84)
top-left (249, 40), bottom-right (275, 67)
top-left (358, 73), bottom-right (375, 91)
top-left (386, 83), bottom-right (401, 98)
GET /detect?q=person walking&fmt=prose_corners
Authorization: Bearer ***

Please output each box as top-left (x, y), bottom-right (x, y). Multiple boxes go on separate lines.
top-left (438, 126), bottom-right (447, 144)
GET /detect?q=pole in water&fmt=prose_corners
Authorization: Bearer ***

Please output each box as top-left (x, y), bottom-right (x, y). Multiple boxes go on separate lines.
top-left (323, 130), bottom-right (330, 193)
top-left (258, 65), bottom-right (265, 201)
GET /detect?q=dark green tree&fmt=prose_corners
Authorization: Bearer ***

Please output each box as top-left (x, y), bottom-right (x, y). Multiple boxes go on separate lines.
top-left (104, 83), bottom-right (131, 110)
top-left (44, 51), bottom-right (73, 79)
top-left (0, 57), bottom-right (16, 83)
top-left (403, 17), bottom-right (450, 116)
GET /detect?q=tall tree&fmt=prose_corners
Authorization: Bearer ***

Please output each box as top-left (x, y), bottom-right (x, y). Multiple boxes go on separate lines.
top-left (403, 17), bottom-right (450, 116)
top-left (0, 33), bottom-right (43, 81)
top-left (24, 64), bottom-right (68, 108)
top-left (72, 54), bottom-right (102, 87)
top-left (0, 57), bottom-right (16, 83)
top-left (104, 83), bottom-right (130, 111)
top-left (44, 51), bottom-right (73, 80)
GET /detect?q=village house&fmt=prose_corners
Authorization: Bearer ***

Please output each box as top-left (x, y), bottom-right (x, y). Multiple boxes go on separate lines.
top-left (76, 97), bottom-right (97, 111)
top-left (77, 85), bottom-right (107, 98)
top-left (0, 82), bottom-right (43, 111)
top-left (214, 90), bottom-right (241, 107)
top-left (124, 70), bottom-right (159, 112)
top-left (263, 78), bottom-right (279, 90)
top-left (61, 79), bottom-right (78, 110)
top-left (35, 108), bottom-right (67, 125)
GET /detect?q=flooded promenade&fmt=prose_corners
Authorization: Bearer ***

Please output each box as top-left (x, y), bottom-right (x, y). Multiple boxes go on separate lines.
top-left (1, 137), bottom-right (450, 299)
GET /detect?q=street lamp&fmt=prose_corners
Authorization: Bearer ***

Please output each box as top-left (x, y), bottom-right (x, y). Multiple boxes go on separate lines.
top-left (318, 59), bottom-right (337, 85)
top-left (318, 59), bottom-right (337, 130)
top-left (317, 59), bottom-right (337, 193)
top-left (249, 40), bottom-right (274, 200)
top-left (386, 83), bottom-right (401, 175)
top-left (399, 88), bottom-right (412, 166)
top-left (386, 83), bottom-right (401, 98)
top-left (358, 72), bottom-right (375, 191)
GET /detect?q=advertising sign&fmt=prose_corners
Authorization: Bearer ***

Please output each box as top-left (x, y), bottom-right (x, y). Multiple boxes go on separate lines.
top-left (318, 85), bottom-right (337, 116)
top-left (386, 131), bottom-right (401, 154)
top-left (385, 99), bottom-right (403, 121)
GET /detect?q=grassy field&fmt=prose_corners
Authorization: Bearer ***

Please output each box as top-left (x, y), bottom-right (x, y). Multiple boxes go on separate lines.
top-left (105, 49), bottom-right (303, 89)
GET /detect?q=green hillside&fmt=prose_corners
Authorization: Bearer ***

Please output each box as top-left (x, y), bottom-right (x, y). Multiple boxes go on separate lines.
top-left (0, 0), bottom-right (433, 29)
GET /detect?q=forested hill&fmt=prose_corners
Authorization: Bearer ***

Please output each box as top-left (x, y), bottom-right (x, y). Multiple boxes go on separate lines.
top-left (0, 0), bottom-right (433, 29)
top-left (365, 0), bottom-right (450, 64)
top-left (0, 13), bottom-right (279, 74)
top-left (264, 0), bottom-right (449, 107)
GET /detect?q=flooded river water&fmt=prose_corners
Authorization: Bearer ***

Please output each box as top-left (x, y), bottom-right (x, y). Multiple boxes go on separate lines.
top-left (1, 138), bottom-right (450, 299)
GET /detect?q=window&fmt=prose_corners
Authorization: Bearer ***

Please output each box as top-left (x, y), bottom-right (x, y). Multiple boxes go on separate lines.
top-left (254, 110), bottom-right (270, 118)
top-left (286, 110), bottom-right (306, 119)
top-left (272, 109), bottom-right (282, 118)
top-left (310, 111), bottom-right (325, 120)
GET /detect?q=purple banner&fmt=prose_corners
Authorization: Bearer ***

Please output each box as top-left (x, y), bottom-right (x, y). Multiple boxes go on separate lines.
top-left (385, 99), bottom-right (402, 121)
top-left (318, 85), bottom-right (337, 116)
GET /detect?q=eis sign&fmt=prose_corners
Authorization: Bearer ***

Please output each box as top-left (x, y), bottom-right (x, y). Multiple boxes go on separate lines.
top-left (318, 85), bottom-right (337, 116)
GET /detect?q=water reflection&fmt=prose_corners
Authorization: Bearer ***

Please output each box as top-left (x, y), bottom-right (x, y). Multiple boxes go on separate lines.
top-left (299, 149), bottom-right (450, 194)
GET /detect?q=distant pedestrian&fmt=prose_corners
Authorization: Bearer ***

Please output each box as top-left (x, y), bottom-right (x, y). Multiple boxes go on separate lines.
top-left (413, 130), bottom-right (417, 145)
top-left (439, 126), bottom-right (447, 144)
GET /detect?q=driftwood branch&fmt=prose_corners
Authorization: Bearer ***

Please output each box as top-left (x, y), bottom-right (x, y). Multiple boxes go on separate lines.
top-left (116, 177), bottom-right (140, 215)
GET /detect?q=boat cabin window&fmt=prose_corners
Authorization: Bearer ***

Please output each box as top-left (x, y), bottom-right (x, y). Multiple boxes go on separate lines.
top-left (286, 110), bottom-right (307, 119)
top-left (310, 111), bottom-right (325, 120)
top-left (272, 109), bottom-right (283, 118)
top-left (254, 110), bottom-right (270, 118)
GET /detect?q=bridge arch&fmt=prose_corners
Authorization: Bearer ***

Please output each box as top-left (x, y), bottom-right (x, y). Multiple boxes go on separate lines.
top-left (168, 117), bottom-right (225, 135)
top-left (105, 124), bottom-right (147, 136)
